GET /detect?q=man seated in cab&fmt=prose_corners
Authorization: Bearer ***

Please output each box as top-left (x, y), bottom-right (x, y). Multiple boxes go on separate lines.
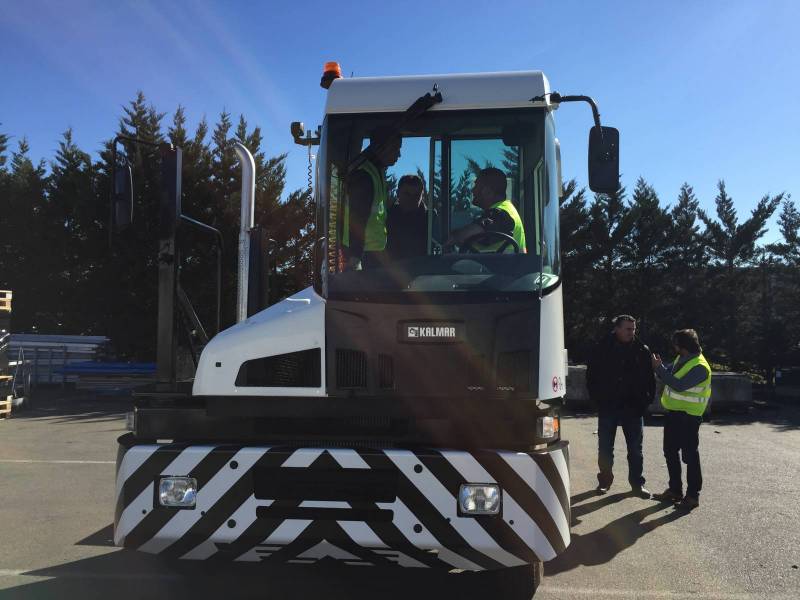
top-left (343, 126), bottom-right (402, 270)
top-left (386, 174), bottom-right (429, 262)
top-left (445, 167), bottom-right (526, 253)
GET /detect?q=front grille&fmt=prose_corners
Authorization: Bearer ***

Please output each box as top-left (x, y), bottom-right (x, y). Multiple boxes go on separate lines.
top-left (336, 349), bottom-right (367, 388)
top-left (496, 351), bottom-right (531, 392)
top-left (235, 348), bottom-right (321, 387)
top-left (378, 354), bottom-right (394, 389)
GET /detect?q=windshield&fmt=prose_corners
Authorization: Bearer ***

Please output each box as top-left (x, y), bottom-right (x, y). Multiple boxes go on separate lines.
top-left (318, 108), bottom-right (560, 298)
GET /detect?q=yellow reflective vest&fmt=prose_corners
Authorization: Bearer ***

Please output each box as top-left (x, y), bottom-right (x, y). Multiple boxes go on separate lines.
top-left (342, 159), bottom-right (387, 252)
top-left (475, 199), bottom-right (527, 253)
top-left (660, 353), bottom-right (712, 416)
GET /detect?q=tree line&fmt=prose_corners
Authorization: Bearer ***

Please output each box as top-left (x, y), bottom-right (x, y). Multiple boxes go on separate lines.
top-left (559, 177), bottom-right (798, 381)
top-left (1, 96), bottom-right (798, 379)
top-left (0, 93), bottom-right (314, 360)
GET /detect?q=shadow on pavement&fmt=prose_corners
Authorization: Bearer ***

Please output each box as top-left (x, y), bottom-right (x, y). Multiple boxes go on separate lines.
top-left (705, 402), bottom-right (800, 432)
top-left (0, 548), bottom-right (538, 600)
top-left (570, 491), bottom-right (628, 525)
top-left (75, 525), bottom-right (115, 547)
top-left (547, 502), bottom-right (685, 576)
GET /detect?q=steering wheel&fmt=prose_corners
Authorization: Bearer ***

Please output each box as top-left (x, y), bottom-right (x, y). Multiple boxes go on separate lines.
top-left (459, 231), bottom-right (520, 254)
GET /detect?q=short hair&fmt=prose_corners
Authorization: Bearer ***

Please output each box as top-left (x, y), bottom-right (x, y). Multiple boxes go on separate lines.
top-left (612, 314), bottom-right (636, 327)
top-left (478, 167), bottom-right (507, 197)
top-left (398, 174), bottom-right (423, 190)
top-left (673, 329), bottom-right (702, 353)
top-left (369, 125), bottom-right (401, 147)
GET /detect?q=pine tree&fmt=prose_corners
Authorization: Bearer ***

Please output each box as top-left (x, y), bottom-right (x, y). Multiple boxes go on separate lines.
top-left (619, 178), bottom-right (671, 344)
top-left (767, 198), bottom-right (800, 266)
top-left (1, 139), bottom-right (48, 331)
top-left (665, 183), bottom-right (705, 270)
top-left (101, 92), bottom-right (168, 358)
top-left (43, 129), bottom-right (101, 333)
top-left (559, 180), bottom-right (596, 360)
top-left (698, 180), bottom-right (783, 271)
top-left (586, 181), bottom-right (632, 326)
top-left (559, 180), bottom-right (591, 270)
top-left (660, 183), bottom-right (708, 346)
top-left (697, 180), bottom-right (783, 368)
top-left (0, 124), bottom-right (8, 173)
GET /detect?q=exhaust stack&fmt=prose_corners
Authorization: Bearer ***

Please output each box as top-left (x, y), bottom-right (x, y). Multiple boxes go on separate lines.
top-left (233, 142), bottom-right (255, 323)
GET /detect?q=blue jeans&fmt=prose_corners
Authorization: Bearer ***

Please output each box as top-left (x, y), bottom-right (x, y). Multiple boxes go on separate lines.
top-left (597, 412), bottom-right (645, 489)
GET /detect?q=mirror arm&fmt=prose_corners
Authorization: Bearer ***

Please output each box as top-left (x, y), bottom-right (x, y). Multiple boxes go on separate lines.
top-left (531, 92), bottom-right (602, 129)
top-left (291, 124), bottom-right (321, 147)
top-left (179, 214), bottom-right (224, 335)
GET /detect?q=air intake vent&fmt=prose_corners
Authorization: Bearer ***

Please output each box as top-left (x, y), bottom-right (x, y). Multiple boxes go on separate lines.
top-left (235, 349), bottom-right (321, 387)
top-left (378, 354), bottom-right (394, 389)
top-left (496, 351), bottom-right (530, 392)
top-left (336, 349), bottom-right (367, 388)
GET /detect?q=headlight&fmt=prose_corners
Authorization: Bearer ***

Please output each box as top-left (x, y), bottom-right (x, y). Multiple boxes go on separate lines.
top-left (159, 477), bottom-right (197, 508)
top-left (458, 484), bottom-right (501, 515)
top-left (537, 415), bottom-right (560, 439)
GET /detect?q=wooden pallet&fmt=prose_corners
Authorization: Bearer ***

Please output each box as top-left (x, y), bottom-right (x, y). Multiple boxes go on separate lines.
top-left (0, 395), bottom-right (11, 419)
top-left (0, 290), bottom-right (11, 312)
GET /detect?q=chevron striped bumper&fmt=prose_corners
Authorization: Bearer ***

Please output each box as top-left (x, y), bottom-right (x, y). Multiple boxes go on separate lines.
top-left (114, 436), bottom-right (570, 570)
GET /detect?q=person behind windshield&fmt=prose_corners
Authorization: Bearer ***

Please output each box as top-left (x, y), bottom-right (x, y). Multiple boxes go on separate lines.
top-left (386, 174), bottom-right (428, 262)
top-left (343, 126), bottom-right (402, 270)
top-left (445, 167), bottom-right (526, 253)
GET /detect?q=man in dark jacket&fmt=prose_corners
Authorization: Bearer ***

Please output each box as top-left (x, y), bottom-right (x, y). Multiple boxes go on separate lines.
top-left (586, 315), bottom-right (655, 498)
top-left (386, 174), bottom-right (428, 261)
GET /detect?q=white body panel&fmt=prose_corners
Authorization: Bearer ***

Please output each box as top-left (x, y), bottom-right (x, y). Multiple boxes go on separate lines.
top-left (192, 287), bottom-right (326, 397)
top-left (538, 284), bottom-right (567, 400)
top-left (325, 71), bottom-right (551, 114)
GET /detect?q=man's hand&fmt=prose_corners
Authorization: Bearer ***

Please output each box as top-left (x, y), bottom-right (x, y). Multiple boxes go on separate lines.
top-left (447, 223), bottom-right (484, 248)
top-left (651, 353), bottom-right (662, 370)
top-left (345, 256), bottom-right (362, 271)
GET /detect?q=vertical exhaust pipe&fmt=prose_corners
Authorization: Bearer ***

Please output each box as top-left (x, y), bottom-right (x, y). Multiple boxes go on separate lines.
top-left (233, 142), bottom-right (255, 323)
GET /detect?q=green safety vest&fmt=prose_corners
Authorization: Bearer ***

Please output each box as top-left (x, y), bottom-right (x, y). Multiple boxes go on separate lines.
top-left (475, 199), bottom-right (527, 253)
top-left (660, 353), bottom-right (712, 416)
top-left (342, 159), bottom-right (387, 252)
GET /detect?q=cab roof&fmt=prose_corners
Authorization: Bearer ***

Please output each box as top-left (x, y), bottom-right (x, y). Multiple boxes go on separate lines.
top-left (324, 70), bottom-right (551, 114)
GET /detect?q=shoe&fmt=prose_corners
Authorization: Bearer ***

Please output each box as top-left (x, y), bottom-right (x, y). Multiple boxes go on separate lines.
top-left (596, 485), bottom-right (609, 495)
top-left (630, 486), bottom-right (652, 499)
top-left (677, 495), bottom-right (699, 510)
top-left (654, 488), bottom-right (683, 503)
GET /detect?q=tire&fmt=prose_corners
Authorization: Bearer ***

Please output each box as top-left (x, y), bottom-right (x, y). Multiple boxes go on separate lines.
top-left (481, 562), bottom-right (542, 599)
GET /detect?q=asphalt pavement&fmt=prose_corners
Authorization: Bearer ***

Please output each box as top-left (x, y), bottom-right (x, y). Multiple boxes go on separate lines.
top-left (0, 391), bottom-right (798, 599)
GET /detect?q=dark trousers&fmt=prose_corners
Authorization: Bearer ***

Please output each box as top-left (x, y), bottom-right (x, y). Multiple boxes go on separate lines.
top-left (597, 412), bottom-right (645, 489)
top-left (663, 409), bottom-right (703, 498)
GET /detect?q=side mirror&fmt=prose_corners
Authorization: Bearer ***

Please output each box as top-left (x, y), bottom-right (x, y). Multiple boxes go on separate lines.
top-left (114, 163), bottom-right (133, 231)
top-left (291, 121), bottom-right (305, 144)
top-left (588, 126), bottom-right (619, 194)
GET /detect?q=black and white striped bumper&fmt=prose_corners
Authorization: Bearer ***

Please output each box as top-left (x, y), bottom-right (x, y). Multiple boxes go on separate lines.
top-left (114, 439), bottom-right (570, 570)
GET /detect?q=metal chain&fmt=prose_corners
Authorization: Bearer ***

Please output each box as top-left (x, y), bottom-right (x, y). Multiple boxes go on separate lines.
top-left (306, 139), bottom-right (314, 198)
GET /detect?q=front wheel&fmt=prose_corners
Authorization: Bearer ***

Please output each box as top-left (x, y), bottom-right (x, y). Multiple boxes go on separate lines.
top-left (481, 561), bottom-right (542, 598)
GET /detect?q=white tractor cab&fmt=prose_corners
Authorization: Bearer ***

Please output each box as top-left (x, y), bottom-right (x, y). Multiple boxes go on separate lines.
top-left (112, 65), bottom-right (618, 596)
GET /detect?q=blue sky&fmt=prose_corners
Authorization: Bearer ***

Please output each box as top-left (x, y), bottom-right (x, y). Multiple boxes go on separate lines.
top-left (2, 0), bottom-right (797, 242)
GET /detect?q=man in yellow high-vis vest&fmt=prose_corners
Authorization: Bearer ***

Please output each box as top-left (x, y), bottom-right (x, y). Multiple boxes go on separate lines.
top-left (446, 167), bottom-right (526, 254)
top-left (343, 126), bottom-right (402, 270)
top-left (652, 329), bottom-right (712, 511)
